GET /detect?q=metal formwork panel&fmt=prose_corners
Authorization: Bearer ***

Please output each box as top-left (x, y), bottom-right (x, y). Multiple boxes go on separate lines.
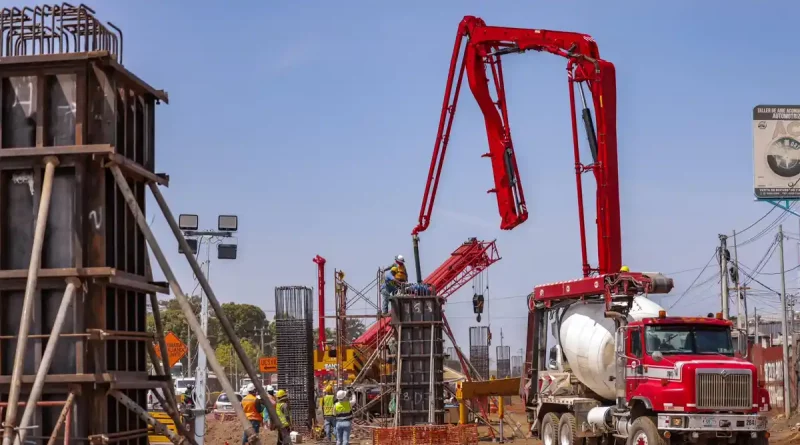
top-left (275, 286), bottom-right (314, 431)
top-left (0, 4), bottom-right (167, 444)
top-left (496, 346), bottom-right (511, 379)
top-left (469, 327), bottom-right (489, 380)
top-left (390, 292), bottom-right (444, 426)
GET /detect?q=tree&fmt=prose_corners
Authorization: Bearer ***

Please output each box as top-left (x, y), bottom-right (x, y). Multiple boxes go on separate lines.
top-left (215, 339), bottom-right (261, 381)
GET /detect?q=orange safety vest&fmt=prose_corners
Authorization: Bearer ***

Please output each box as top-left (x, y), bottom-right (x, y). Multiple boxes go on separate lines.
top-left (242, 394), bottom-right (263, 422)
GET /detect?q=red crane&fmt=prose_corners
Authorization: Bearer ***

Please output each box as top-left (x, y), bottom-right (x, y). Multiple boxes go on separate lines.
top-left (354, 238), bottom-right (500, 347)
top-left (412, 15), bottom-right (622, 277)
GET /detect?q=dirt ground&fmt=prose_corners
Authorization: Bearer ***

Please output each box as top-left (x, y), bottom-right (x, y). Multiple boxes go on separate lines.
top-left (202, 404), bottom-right (797, 444)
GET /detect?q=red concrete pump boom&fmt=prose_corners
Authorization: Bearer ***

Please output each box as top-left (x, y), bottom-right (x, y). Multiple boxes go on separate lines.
top-left (413, 15), bottom-right (622, 277)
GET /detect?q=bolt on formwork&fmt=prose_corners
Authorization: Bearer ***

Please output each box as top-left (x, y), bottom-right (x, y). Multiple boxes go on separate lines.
top-left (511, 355), bottom-right (523, 378)
top-left (389, 285), bottom-right (444, 426)
top-left (469, 327), bottom-right (490, 380)
top-left (275, 286), bottom-right (315, 431)
top-left (0, 4), bottom-right (285, 444)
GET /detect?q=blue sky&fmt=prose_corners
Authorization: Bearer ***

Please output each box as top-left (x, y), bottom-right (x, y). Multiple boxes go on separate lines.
top-left (30, 1), bottom-right (800, 362)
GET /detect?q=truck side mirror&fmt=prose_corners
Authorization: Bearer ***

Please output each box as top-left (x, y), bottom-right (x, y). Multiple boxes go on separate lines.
top-left (736, 328), bottom-right (749, 359)
top-left (651, 351), bottom-right (664, 363)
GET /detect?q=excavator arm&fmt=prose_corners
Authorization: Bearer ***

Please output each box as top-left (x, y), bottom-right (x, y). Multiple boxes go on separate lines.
top-left (414, 15), bottom-right (622, 277)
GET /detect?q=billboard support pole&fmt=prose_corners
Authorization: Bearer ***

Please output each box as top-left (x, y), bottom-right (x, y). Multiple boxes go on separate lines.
top-left (760, 199), bottom-right (800, 218)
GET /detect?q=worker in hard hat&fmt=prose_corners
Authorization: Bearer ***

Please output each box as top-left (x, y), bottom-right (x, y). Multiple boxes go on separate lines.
top-left (620, 265), bottom-right (630, 272)
top-left (275, 389), bottom-right (292, 445)
top-left (264, 385), bottom-right (277, 430)
top-left (393, 254), bottom-right (408, 283)
top-left (334, 390), bottom-right (353, 445)
top-left (241, 383), bottom-right (264, 444)
top-left (319, 384), bottom-right (336, 442)
top-left (380, 266), bottom-right (399, 314)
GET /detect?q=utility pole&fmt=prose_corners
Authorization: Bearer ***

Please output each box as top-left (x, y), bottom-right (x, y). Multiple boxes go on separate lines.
top-left (779, 224), bottom-right (791, 418)
top-left (732, 231), bottom-right (744, 329)
top-left (260, 325), bottom-right (265, 355)
top-left (754, 307), bottom-right (759, 347)
top-left (187, 323), bottom-right (192, 378)
top-left (719, 234), bottom-right (730, 319)
top-left (195, 259), bottom-right (210, 445)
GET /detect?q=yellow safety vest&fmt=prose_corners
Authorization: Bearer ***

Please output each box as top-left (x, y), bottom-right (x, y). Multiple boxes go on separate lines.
top-left (395, 264), bottom-right (408, 282)
top-left (334, 400), bottom-right (352, 421)
top-left (242, 395), bottom-right (262, 422)
top-left (322, 394), bottom-right (335, 416)
top-left (276, 401), bottom-right (291, 427)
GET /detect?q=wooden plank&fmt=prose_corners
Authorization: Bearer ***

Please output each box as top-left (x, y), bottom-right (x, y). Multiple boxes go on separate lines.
top-left (107, 153), bottom-right (169, 186)
top-left (0, 144), bottom-right (114, 158)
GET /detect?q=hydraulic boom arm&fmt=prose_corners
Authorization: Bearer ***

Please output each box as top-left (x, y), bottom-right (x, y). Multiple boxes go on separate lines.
top-left (413, 15), bottom-right (622, 277)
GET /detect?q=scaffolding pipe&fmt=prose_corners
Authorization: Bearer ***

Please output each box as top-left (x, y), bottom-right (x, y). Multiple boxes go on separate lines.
top-left (109, 166), bottom-right (260, 444)
top-left (46, 392), bottom-right (75, 445)
top-left (148, 181), bottom-right (286, 440)
top-left (3, 156), bottom-right (59, 445)
top-left (108, 390), bottom-right (185, 445)
top-left (16, 279), bottom-right (78, 445)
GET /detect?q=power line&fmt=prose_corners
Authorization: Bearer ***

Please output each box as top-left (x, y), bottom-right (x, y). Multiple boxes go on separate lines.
top-left (667, 249), bottom-right (718, 310)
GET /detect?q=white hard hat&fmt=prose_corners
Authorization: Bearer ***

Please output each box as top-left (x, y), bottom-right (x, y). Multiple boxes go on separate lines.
top-left (336, 390), bottom-right (347, 401)
top-left (266, 385), bottom-right (274, 393)
top-left (246, 383), bottom-right (256, 393)
top-left (395, 254), bottom-right (405, 264)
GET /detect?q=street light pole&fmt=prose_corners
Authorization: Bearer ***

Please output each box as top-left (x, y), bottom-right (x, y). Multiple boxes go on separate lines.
top-left (178, 214), bottom-right (239, 445)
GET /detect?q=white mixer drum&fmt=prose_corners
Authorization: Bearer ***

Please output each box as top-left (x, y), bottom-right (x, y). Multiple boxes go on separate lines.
top-left (558, 296), bottom-right (665, 400)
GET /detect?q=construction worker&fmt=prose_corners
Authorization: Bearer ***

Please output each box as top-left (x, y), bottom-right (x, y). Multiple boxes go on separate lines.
top-left (264, 385), bottom-right (277, 429)
top-left (381, 266), bottom-right (399, 314)
top-left (241, 383), bottom-right (264, 444)
top-left (319, 385), bottom-right (336, 442)
top-left (275, 389), bottom-right (292, 445)
top-left (393, 254), bottom-right (408, 283)
top-left (334, 390), bottom-right (353, 445)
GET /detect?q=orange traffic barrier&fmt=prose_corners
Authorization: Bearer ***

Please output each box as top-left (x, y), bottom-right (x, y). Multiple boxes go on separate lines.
top-left (372, 424), bottom-right (479, 445)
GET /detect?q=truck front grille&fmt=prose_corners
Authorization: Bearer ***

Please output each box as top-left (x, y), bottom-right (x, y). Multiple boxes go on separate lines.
top-left (695, 369), bottom-right (752, 410)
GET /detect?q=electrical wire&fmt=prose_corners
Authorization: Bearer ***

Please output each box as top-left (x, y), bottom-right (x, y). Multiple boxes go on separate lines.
top-left (667, 249), bottom-right (718, 310)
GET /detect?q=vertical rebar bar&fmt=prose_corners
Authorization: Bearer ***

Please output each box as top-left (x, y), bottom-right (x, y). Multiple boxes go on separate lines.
top-left (3, 156), bottom-right (59, 445)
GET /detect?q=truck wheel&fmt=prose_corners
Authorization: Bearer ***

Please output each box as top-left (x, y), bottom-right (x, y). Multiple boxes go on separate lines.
top-left (627, 416), bottom-right (664, 445)
top-left (541, 412), bottom-right (560, 445)
top-left (558, 413), bottom-right (585, 445)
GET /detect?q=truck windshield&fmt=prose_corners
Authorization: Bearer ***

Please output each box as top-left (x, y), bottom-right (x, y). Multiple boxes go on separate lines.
top-left (645, 325), bottom-right (733, 356)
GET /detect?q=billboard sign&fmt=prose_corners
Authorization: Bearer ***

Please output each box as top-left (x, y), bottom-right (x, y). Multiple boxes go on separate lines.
top-left (753, 105), bottom-right (800, 199)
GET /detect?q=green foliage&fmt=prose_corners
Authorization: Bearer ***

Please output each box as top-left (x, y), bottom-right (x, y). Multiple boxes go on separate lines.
top-left (147, 297), bottom-right (271, 370)
top-left (214, 339), bottom-right (262, 373)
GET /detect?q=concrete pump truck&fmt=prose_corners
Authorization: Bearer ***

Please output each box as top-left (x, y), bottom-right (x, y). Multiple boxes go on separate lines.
top-left (411, 15), bottom-right (771, 444)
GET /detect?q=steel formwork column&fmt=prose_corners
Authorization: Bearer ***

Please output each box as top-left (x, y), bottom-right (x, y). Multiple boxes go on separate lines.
top-left (390, 286), bottom-right (445, 426)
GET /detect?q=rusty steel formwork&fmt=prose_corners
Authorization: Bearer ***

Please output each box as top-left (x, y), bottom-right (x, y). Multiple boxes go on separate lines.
top-left (0, 4), bottom-right (177, 445)
top-left (389, 289), bottom-right (445, 426)
top-left (0, 5), bottom-right (282, 445)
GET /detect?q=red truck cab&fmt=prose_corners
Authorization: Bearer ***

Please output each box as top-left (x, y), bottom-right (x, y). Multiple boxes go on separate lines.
top-left (625, 313), bottom-right (770, 432)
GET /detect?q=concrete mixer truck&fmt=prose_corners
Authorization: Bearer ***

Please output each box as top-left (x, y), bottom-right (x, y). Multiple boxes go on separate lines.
top-left (523, 271), bottom-right (771, 445)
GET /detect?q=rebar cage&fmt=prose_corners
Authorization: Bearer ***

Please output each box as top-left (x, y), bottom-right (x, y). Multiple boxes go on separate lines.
top-left (468, 327), bottom-right (489, 380)
top-left (274, 286), bottom-right (314, 431)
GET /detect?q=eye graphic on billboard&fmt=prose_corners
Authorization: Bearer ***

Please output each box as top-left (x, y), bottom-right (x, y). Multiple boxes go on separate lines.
top-left (753, 105), bottom-right (800, 199)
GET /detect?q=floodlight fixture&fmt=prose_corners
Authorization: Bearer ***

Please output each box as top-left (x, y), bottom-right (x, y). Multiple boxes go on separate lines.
top-left (179, 238), bottom-right (199, 255)
top-left (218, 244), bottom-right (238, 260)
top-left (178, 214), bottom-right (199, 231)
top-left (218, 215), bottom-right (238, 232)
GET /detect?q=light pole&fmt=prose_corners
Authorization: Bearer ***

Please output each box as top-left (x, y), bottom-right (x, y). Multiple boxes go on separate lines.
top-left (178, 214), bottom-right (238, 445)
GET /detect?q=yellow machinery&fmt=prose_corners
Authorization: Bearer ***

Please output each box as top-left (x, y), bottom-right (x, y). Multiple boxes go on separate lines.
top-left (147, 411), bottom-right (176, 444)
top-left (455, 377), bottom-right (520, 425)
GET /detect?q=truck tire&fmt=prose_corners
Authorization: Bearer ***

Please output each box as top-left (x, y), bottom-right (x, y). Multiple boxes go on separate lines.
top-left (627, 416), bottom-right (665, 445)
top-left (558, 413), bottom-right (585, 445)
top-left (541, 412), bottom-right (560, 445)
